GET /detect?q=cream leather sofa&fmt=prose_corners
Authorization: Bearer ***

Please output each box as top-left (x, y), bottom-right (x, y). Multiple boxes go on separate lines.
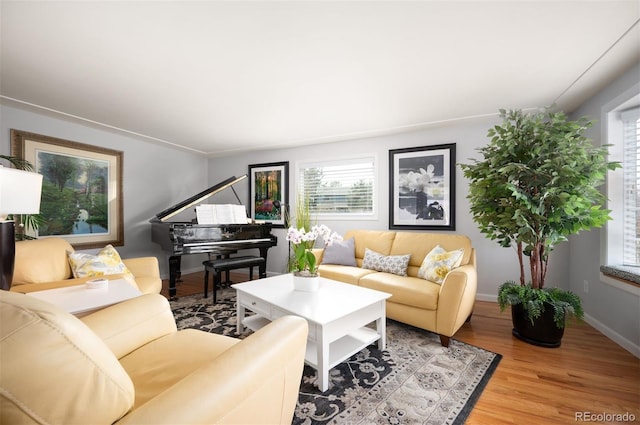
top-left (0, 290), bottom-right (308, 424)
top-left (315, 229), bottom-right (477, 346)
top-left (10, 237), bottom-right (161, 294)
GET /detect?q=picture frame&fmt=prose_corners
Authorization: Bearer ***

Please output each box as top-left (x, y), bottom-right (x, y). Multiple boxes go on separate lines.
top-left (248, 161), bottom-right (289, 228)
top-left (389, 143), bottom-right (456, 230)
top-left (11, 129), bottom-right (124, 249)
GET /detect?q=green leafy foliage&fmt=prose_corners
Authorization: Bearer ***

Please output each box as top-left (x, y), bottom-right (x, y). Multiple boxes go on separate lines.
top-left (293, 248), bottom-right (317, 275)
top-left (0, 155), bottom-right (34, 171)
top-left (497, 281), bottom-right (584, 328)
top-left (286, 193), bottom-right (316, 273)
top-left (460, 108), bottom-right (620, 289)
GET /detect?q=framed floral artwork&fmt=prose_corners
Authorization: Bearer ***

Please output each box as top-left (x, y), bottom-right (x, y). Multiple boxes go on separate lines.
top-left (389, 143), bottom-right (456, 230)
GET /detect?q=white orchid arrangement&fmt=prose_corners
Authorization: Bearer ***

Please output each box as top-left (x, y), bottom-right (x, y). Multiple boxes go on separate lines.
top-left (286, 224), bottom-right (342, 276)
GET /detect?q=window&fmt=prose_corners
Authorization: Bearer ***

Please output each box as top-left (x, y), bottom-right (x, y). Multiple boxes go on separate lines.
top-left (602, 95), bottom-right (640, 290)
top-left (296, 155), bottom-right (377, 219)
top-left (620, 107), bottom-right (640, 266)
top-left (600, 94), bottom-right (640, 280)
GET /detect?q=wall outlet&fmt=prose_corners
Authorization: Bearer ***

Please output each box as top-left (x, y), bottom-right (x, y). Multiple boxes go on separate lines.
top-left (583, 280), bottom-right (589, 293)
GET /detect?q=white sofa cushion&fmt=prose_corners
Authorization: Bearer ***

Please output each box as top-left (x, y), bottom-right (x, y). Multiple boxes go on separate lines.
top-left (362, 248), bottom-right (411, 276)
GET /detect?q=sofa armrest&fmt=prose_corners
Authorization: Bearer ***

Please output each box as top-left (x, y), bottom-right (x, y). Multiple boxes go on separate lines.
top-left (436, 250), bottom-right (477, 337)
top-left (81, 294), bottom-right (177, 359)
top-left (123, 257), bottom-right (160, 278)
top-left (123, 257), bottom-right (162, 294)
top-left (311, 248), bottom-right (324, 264)
top-left (116, 316), bottom-right (308, 425)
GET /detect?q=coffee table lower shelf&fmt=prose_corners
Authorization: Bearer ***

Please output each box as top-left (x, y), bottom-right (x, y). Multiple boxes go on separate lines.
top-left (234, 276), bottom-right (390, 391)
top-left (242, 315), bottom-right (381, 376)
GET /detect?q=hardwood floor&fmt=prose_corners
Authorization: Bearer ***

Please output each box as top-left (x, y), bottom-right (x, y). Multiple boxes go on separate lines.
top-left (162, 272), bottom-right (640, 425)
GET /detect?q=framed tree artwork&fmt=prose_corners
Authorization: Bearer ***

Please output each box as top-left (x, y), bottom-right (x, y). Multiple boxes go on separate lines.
top-left (11, 129), bottom-right (124, 248)
top-left (248, 161), bottom-right (289, 228)
top-left (389, 143), bottom-right (456, 230)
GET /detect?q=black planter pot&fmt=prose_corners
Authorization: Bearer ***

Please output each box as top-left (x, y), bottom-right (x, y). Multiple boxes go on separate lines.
top-left (511, 303), bottom-right (565, 348)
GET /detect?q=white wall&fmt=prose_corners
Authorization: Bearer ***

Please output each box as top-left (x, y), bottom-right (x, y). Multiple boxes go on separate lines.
top-left (568, 62), bottom-right (640, 356)
top-left (208, 116), bottom-right (570, 301)
top-left (0, 102), bottom-right (209, 276)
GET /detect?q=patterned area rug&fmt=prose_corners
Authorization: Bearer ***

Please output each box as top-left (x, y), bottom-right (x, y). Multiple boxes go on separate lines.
top-left (170, 291), bottom-right (501, 425)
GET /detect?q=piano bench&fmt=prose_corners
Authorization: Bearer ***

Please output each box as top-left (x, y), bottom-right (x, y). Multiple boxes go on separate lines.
top-left (203, 256), bottom-right (266, 303)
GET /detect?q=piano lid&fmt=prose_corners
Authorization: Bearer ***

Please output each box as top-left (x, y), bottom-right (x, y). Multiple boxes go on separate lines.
top-left (154, 175), bottom-right (247, 222)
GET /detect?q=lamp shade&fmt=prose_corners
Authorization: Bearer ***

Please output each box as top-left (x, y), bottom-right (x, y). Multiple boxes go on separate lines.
top-left (0, 166), bottom-right (43, 218)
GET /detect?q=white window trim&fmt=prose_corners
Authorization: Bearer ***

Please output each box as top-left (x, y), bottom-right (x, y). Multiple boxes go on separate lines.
top-left (294, 153), bottom-right (379, 221)
top-left (603, 87), bottom-right (640, 284)
top-left (600, 273), bottom-right (640, 296)
top-left (620, 107), bottom-right (640, 266)
top-left (605, 108), bottom-right (626, 265)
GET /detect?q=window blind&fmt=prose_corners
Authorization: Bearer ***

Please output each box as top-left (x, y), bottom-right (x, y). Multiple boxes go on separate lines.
top-left (621, 107), bottom-right (640, 266)
top-left (298, 156), bottom-right (375, 216)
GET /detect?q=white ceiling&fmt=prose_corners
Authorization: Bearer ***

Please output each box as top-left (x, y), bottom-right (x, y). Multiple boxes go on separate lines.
top-left (1, 1), bottom-right (639, 157)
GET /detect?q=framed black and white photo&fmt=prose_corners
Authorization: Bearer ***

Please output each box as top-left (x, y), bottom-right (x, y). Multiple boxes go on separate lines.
top-left (248, 161), bottom-right (289, 228)
top-left (389, 143), bottom-right (456, 230)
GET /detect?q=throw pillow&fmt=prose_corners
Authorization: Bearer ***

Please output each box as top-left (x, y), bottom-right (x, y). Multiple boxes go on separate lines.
top-left (418, 245), bottom-right (464, 284)
top-left (362, 248), bottom-right (411, 276)
top-left (321, 237), bottom-right (357, 266)
top-left (68, 245), bottom-right (133, 281)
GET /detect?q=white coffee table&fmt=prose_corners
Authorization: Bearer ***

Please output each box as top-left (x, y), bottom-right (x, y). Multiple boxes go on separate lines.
top-left (26, 279), bottom-right (142, 316)
top-left (233, 274), bottom-right (391, 391)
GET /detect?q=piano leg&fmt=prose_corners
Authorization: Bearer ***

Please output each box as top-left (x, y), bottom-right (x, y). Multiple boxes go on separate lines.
top-left (168, 255), bottom-right (181, 300)
top-left (258, 247), bottom-right (269, 278)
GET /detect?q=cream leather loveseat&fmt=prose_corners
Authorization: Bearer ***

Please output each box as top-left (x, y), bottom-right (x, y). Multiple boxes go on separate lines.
top-left (10, 237), bottom-right (161, 294)
top-left (0, 290), bottom-right (308, 424)
top-left (314, 229), bottom-right (477, 346)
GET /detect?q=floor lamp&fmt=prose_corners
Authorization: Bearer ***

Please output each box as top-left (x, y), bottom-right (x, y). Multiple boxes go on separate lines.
top-left (0, 166), bottom-right (43, 291)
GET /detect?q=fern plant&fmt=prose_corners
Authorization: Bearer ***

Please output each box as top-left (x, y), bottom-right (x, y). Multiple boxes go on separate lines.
top-left (498, 281), bottom-right (584, 328)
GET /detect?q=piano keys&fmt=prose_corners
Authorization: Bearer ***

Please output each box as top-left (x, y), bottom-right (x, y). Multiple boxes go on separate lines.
top-left (150, 175), bottom-right (277, 299)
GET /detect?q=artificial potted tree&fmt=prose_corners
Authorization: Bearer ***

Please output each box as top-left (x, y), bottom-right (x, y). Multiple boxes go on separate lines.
top-left (461, 108), bottom-right (620, 347)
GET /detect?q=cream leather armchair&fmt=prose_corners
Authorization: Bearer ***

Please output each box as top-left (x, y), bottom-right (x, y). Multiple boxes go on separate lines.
top-left (11, 237), bottom-right (161, 294)
top-left (0, 291), bottom-right (308, 424)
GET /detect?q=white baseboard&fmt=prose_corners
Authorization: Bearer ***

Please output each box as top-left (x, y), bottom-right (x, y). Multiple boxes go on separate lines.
top-left (583, 313), bottom-right (640, 358)
top-left (160, 266), bottom-right (203, 280)
top-left (476, 292), bottom-right (497, 302)
top-left (474, 294), bottom-right (640, 358)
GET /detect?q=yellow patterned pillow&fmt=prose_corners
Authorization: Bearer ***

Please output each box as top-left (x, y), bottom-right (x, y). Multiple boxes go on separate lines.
top-left (68, 245), bottom-right (133, 282)
top-left (418, 245), bottom-right (464, 284)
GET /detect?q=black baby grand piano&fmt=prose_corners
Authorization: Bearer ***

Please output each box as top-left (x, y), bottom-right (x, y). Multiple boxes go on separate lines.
top-left (151, 175), bottom-right (277, 299)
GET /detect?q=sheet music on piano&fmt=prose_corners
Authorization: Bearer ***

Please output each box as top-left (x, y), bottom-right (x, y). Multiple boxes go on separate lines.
top-left (195, 204), bottom-right (249, 225)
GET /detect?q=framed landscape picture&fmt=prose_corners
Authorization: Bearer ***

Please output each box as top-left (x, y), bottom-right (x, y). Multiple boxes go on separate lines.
top-left (389, 143), bottom-right (456, 230)
top-left (248, 161), bottom-right (289, 228)
top-left (11, 129), bottom-right (124, 248)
